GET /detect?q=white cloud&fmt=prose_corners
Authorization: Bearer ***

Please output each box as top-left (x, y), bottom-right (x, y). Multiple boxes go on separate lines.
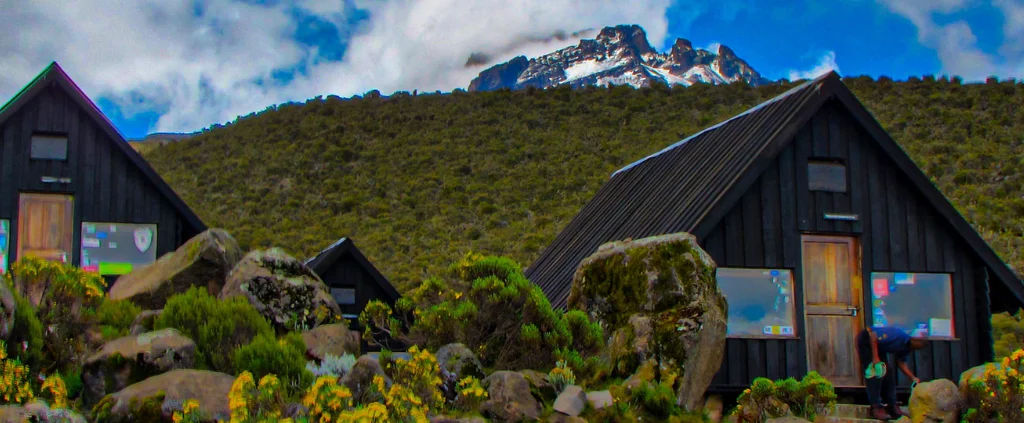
top-left (877, 0), bottom-right (1023, 81)
top-left (787, 51), bottom-right (840, 81)
top-left (0, 0), bottom-right (679, 135)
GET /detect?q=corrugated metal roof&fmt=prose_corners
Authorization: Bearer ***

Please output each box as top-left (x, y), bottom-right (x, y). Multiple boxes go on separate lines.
top-left (525, 71), bottom-right (835, 309)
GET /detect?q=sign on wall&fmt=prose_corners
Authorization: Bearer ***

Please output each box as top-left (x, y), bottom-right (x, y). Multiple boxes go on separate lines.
top-left (0, 220), bottom-right (8, 274)
top-left (80, 222), bottom-right (158, 275)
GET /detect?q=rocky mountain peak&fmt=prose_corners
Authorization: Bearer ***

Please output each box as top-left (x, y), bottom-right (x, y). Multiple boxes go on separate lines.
top-left (468, 25), bottom-right (770, 92)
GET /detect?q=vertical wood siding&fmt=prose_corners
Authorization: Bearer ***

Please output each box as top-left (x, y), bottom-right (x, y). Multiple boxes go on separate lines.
top-left (705, 101), bottom-right (988, 390)
top-left (0, 85), bottom-right (195, 279)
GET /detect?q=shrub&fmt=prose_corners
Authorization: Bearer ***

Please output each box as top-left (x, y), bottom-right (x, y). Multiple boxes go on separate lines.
top-left (40, 373), bottom-right (68, 409)
top-left (154, 286), bottom-right (274, 373)
top-left (172, 399), bottom-right (202, 423)
top-left (228, 372), bottom-right (287, 423)
top-left (305, 353), bottom-right (357, 378)
top-left (548, 360), bottom-right (576, 394)
top-left (0, 340), bottom-right (34, 405)
top-left (4, 257), bottom-right (106, 374)
top-left (91, 299), bottom-right (143, 340)
top-left (360, 254), bottom-right (604, 371)
top-left (992, 309), bottom-right (1024, 359)
top-left (731, 371), bottom-right (837, 423)
top-left (302, 375), bottom-right (354, 422)
top-left (233, 332), bottom-right (313, 394)
top-left (455, 376), bottom-right (488, 411)
top-left (6, 287), bottom-right (42, 371)
top-left (962, 349), bottom-right (1024, 422)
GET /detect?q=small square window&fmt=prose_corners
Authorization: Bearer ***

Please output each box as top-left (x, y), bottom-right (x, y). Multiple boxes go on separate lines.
top-left (808, 160), bottom-right (846, 192)
top-left (331, 287), bottom-right (356, 305)
top-left (30, 134), bottom-right (68, 160)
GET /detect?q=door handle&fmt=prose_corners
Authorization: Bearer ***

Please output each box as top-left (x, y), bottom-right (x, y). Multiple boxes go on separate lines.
top-left (847, 306), bottom-right (859, 316)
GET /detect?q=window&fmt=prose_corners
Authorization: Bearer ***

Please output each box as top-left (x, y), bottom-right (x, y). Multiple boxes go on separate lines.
top-left (30, 134), bottom-right (68, 160)
top-left (331, 287), bottom-right (356, 305)
top-left (808, 160), bottom-right (846, 192)
top-left (0, 219), bottom-right (8, 274)
top-left (870, 272), bottom-right (954, 338)
top-left (717, 268), bottom-right (797, 337)
top-left (80, 222), bottom-right (158, 275)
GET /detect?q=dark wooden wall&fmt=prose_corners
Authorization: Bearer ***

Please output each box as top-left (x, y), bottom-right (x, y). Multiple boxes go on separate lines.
top-left (702, 100), bottom-right (993, 391)
top-left (318, 253), bottom-right (394, 317)
top-left (0, 84), bottom-right (200, 282)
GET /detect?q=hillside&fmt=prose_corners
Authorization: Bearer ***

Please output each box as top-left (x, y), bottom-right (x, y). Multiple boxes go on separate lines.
top-left (141, 76), bottom-right (1024, 293)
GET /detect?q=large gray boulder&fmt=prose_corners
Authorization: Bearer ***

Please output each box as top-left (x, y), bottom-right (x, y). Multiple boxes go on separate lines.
top-left (301, 323), bottom-right (359, 360)
top-left (108, 229), bottom-right (242, 309)
top-left (81, 328), bottom-right (196, 408)
top-left (219, 248), bottom-right (340, 332)
top-left (480, 371), bottom-right (542, 422)
top-left (567, 232), bottom-right (727, 411)
top-left (92, 369), bottom-right (235, 422)
top-left (553, 385), bottom-right (586, 417)
top-left (909, 379), bottom-right (961, 423)
top-left (0, 281), bottom-right (15, 342)
top-left (958, 363), bottom-right (999, 410)
top-left (341, 355), bottom-right (392, 404)
top-left (436, 343), bottom-right (484, 380)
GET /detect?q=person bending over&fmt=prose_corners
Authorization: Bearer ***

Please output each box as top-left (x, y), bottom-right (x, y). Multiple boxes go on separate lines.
top-left (856, 326), bottom-right (929, 420)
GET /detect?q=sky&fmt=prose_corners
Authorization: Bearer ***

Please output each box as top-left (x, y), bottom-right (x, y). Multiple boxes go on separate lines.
top-left (1, 0), bottom-right (1022, 140)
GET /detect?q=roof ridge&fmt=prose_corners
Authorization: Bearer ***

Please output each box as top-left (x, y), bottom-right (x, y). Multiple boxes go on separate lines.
top-left (611, 71), bottom-right (834, 178)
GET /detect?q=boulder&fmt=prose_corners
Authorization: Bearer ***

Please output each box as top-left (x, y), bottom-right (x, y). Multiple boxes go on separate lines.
top-left (586, 390), bottom-right (613, 410)
top-left (342, 355), bottom-right (392, 403)
top-left (553, 385), bottom-right (587, 417)
top-left (765, 417), bottom-right (811, 423)
top-left (548, 415), bottom-right (588, 423)
top-left (480, 371), bottom-right (542, 422)
top-left (301, 323), bottom-right (359, 360)
top-left (430, 417), bottom-right (488, 423)
top-left (219, 248), bottom-right (340, 332)
top-left (0, 280), bottom-right (15, 342)
top-left (0, 406), bottom-right (32, 423)
top-left (93, 369), bottom-right (235, 422)
top-left (436, 343), bottom-right (485, 380)
top-left (108, 229), bottom-right (242, 309)
top-left (566, 232), bottom-right (727, 411)
top-left (129, 310), bottom-right (162, 336)
top-left (909, 379), bottom-right (961, 423)
top-left (81, 328), bottom-right (196, 407)
top-left (958, 363), bottom-right (999, 408)
top-left (14, 400), bottom-right (87, 423)
top-left (520, 369), bottom-right (556, 400)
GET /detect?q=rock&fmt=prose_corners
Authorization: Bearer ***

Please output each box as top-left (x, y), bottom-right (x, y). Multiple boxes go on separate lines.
top-left (480, 371), bottom-right (542, 422)
top-left (219, 248), bottom-right (341, 332)
top-left (81, 328), bottom-right (196, 407)
top-left (17, 400), bottom-right (86, 423)
top-left (0, 280), bottom-right (16, 342)
top-left (553, 385), bottom-right (587, 416)
top-left (958, 363), bottom-right (999, 409)
top-left (431, 416), bottom-right (488, 423)
top-left (548, 415), bottom-right (588, 423)
top-left (301, 323), bottom-right (359, 360)
top-left (705, 394), bottom-right (724, 423)
top-left (520, 369), bottom-right (556, 401)
top-left (566, 232), bottom-right (727, 411)
top-left (0, 406), bottom-right (32, 423)
top-left (909, 379), bottom-right (961, 423)
top-left (735, 395), bottom-right (789, 422)
top-left (436, 343), bottom-right (485, 380)
top-left (586, 390), bottom-right (613, 410)
top-left (108, 229), bottom-right (243, 309)
top-left (342, 355), bottom-right (392, 403)
top-left (895, 418), bottom-right (912, 423)
top-left (95, 369), bottom-right (235, 422)
top-left (129, 310), bottom-right (162, 336)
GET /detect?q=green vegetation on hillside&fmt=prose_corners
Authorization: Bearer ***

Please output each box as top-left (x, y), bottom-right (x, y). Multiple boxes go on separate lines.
top-left (142, 76), bottom-right (1024, 292)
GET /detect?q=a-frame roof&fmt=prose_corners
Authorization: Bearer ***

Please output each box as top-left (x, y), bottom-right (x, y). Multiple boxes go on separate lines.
top-left (304, 237), bottom-right (401, 302)
top-left (526, 70), bottom-right (1024, 311)
top-left (0, 62), bottom-right (207, 233)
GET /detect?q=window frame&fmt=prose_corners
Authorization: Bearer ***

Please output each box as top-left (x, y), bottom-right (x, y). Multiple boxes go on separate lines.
top-left (716, 266), bottom-right (800, 340)
top-left (807, 158), bottom-right (848, 193)
top-left (29, 133), bottom-right (69, 161)
top-left (868, 271), bottom-right (957, 341)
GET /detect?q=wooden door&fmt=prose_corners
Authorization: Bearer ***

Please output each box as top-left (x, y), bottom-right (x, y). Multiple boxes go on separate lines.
top-left (802, 235), bottom-right (864, 387)
top-left (16, 193), bottom-right (74, 264)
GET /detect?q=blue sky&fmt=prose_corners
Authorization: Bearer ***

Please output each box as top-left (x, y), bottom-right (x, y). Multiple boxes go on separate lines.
top-left (1, 0), bottom-right (1021, 140)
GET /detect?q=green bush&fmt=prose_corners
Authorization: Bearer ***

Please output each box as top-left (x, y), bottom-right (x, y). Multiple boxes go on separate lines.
top-left (234, 332), bottom-right (314, 394)
top-left (731, 371), bottom-right (837, 423)
top-left (360, 254), bottom-right (603, 372)
top-left (91, 299), bottom-right (143, 340)
top-left (154, 286), bottom-right (274, 373)
top-left (5, 283), bottom-right (43, 372)
top-left (993, 309), bottom-right (1024, 359)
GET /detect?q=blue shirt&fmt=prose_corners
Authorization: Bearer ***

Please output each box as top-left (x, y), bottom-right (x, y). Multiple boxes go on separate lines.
top-left (872, 326), bottom-right (912, 361)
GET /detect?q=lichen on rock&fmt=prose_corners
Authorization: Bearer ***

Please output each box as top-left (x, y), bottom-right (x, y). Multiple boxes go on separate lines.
top-left (566, 232), bottom-right (727, 411)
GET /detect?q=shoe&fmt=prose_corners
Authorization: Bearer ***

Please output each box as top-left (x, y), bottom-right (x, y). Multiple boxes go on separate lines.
top-left (886, 403), bottom-right (910, 418)
top-left (870, 405), bottom-right (893, 420)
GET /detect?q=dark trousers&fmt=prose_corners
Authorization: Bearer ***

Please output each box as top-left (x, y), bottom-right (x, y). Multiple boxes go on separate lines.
top-left (856, 329), bottom-right (897, 407)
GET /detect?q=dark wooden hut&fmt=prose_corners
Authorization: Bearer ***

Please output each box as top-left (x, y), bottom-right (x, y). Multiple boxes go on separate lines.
top-left (0, 62), bottom-right (206, 283)
top-left (526, 71), bottom-right (1024, 394)
top-left (305, 237), bottom-right (400, 321)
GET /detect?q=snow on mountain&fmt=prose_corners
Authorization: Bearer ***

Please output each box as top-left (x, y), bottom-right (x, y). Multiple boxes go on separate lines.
top-left (468, 24), bottom-right (772, 92)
